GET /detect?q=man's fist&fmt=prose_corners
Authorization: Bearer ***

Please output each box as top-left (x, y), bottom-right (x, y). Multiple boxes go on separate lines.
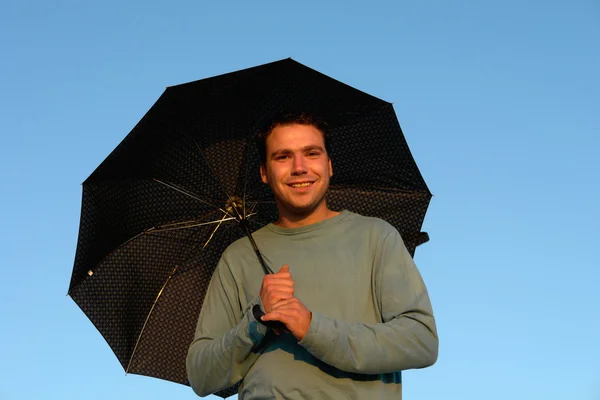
top-left (262, 297), bottom-right (312, 341)
top-left (259, 264), bottom-right (294, 314)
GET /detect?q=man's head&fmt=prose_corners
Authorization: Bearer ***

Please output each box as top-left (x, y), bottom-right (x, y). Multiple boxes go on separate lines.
top-left (255, 112), bottom-right (331, 166)
top-left (256, 112), bottom-right (335, 226)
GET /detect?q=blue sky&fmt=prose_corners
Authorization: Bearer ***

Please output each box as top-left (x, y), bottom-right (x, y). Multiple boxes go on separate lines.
top-left (1, 1), bottom-right (599, 399)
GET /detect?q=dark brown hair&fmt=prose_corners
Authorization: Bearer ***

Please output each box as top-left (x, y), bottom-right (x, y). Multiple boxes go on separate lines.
top-left (255, 112), bottom-right (331, 165)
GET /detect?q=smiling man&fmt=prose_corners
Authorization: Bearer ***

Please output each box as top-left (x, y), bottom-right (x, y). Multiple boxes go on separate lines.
top-left (259, 121), bottom-right (338, 228)
top-left (186, 113), bottom-right (438, 399)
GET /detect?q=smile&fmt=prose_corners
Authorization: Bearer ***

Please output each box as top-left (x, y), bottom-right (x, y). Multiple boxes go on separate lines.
top-left (289, 182), bottom-right (312, 188)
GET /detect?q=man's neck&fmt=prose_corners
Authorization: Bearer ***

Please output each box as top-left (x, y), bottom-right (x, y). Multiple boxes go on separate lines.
top-left (274, 206), bottom-right (340, 229)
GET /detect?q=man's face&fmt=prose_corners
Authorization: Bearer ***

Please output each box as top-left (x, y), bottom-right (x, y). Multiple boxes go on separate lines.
top-left (260, 123), bottom-right (333, 219)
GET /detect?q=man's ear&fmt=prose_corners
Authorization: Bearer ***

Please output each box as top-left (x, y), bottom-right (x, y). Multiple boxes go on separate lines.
top-left (328, 158), bottom-right (333, 178)
top-left (260, 164), bottom-right (268, 184)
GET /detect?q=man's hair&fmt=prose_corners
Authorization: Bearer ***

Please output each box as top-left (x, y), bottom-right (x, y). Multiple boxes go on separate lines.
top-left (255, 112), bottom-right (331, 165)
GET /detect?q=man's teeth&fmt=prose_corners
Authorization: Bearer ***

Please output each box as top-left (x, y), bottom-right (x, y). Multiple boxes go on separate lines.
top-left (290, 183), bottom-right (311, 188)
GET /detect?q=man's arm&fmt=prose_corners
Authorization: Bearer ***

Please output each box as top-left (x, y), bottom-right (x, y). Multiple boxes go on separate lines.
top-left (186, 257), bottom-right (267, 396)
top-left (297, 229), bottom-right (438, 374)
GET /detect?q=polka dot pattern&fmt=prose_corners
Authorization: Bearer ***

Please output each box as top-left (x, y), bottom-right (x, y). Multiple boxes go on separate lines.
top-left (68, 59), bottom-right (432, 397)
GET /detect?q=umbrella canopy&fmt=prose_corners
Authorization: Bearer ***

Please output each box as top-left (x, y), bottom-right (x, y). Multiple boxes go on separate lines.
top-left (68, 58), bottom-right (432, 397)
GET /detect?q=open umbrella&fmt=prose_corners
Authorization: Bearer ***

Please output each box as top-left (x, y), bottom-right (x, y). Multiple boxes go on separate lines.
top-left (68, 58), bottom-right (432, 398)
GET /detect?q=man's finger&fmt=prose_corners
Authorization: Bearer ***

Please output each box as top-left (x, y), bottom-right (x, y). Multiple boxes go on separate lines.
top-left (263, 277), bottom-right (294, 288)
top-left (263, 283), bottom-right (293, 293)
top-left (268, 290), bottom-right (294, 302)
top-left (261, 311), bottom-right (286, 322)
top-left (263, 303), bottom-right (299, 318)
top-left (271, 297), bottom-right (297, 310)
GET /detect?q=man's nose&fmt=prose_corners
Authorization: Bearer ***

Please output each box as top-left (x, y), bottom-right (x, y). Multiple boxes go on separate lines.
top-left (291, 155), bottom-right (307, 175)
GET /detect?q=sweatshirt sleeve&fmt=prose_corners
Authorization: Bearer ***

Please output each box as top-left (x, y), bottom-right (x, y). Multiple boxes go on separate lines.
top-left (298, 228), bottom-right (438, 374)
top-left (186, 255), bottom-right (267, 397)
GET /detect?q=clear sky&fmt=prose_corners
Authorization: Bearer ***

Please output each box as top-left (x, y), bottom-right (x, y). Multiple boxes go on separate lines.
top-left (1, 1), bottom-right (599, 399)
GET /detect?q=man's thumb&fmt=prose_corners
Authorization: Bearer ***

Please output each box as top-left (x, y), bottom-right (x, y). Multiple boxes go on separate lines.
top-left (280, 264), bottom-right (289, 273)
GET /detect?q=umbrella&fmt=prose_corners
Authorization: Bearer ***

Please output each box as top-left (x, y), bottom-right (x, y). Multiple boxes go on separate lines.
top-left (68, 58), bottom-right (432, 398)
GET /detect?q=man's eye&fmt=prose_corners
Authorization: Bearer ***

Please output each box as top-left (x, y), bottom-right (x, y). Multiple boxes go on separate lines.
top-left (276, 155), bottom-right (290, 160)
top-left (307, 151), bottom-right (320, 157)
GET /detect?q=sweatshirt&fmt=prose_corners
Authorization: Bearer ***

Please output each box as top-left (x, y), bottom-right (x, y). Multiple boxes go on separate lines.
top-left (186, 210), bottom-right (438, 399)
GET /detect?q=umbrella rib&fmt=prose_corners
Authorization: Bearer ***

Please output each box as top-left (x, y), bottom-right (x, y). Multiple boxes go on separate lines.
top-left (68, 230), bottom-right (146, 294)
top-left (126, 208), bottom-right (259, 373)
top-left (148, 217), bottom-right (237, 233)
top-left (242, 138), bottom-right (252, 220)
top-left (202, 214), bottom-right (228, 249)
top-left (248, 215), bottom-right (272, 229)
top-left (187, 136), bottom-right (250, 222)
top-left (126, 265), bottom-right (179, 375)
top-left (201, 211), bottom-right (259, 249)
top-left (247, 201), bottom-right (257, 216)
top-left (70, 215), bottom-right (245, 292)
top-left (189, 135), bottom-right (235, 203)
top-left (248, 219), bottom-right (264, 228)
top-left (152, 178), bottom-right (236, 219)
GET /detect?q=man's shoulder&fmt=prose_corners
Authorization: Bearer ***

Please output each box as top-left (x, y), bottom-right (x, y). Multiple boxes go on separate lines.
top-left (221, 224), bottom-right (272, 257)
top-left (343, 211), bottom-right (398, 235)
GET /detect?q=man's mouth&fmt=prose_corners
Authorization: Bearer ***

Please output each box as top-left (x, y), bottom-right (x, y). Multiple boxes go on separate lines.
top-left (288, 182), bottom-right (312, 188)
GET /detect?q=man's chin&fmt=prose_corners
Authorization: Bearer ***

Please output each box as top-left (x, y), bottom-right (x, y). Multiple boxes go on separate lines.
top-left (280, 199), bottom-right (327, 217)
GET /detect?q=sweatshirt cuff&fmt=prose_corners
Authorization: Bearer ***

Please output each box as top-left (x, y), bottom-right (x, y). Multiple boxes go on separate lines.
top-left (245, 295), bottom-right (268, 343)
top-left (298, 311), bottom-right (337, 355)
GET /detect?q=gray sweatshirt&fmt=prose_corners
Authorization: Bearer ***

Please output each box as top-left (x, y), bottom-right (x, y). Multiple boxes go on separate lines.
top-left (187, 211), bottom-right (438, 399)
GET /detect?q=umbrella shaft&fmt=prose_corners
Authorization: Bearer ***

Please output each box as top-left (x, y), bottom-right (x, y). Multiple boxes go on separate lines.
top-left (240, 221), bottom-right (271, 275)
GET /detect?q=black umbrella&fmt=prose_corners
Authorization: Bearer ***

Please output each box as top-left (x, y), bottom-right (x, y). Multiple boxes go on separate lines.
top-left (68, 59), bottom-right (432, 398)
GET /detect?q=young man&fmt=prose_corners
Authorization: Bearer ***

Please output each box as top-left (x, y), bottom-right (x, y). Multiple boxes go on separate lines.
top-left (186, 113), bottom-right (438, 399)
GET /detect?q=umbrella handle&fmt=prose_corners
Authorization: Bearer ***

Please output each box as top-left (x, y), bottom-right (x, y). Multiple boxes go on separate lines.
top-left (241, 221), bottom-right (287, 331)
top-left (252, 304), bottom-right (288, 331)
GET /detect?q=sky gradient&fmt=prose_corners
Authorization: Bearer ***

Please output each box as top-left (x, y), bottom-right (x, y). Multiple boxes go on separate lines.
top-left (1, 1), bottom-right (599, 399)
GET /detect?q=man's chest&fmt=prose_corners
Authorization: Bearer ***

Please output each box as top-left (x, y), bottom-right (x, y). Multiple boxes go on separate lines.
top-left (254, 237), bottom-right (379, 322)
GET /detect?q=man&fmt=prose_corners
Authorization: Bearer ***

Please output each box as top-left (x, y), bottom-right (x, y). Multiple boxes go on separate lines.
top-left (186, 113), bottom-right (438, 399)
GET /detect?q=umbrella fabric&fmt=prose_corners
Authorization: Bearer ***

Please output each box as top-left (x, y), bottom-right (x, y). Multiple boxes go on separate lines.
top-left (68, 59), bottom-right (432, 398)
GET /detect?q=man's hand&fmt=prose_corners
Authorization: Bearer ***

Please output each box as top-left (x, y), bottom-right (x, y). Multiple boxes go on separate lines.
top-left (259, 264), bottom-right (294, 314)
top-left (261, 297), bottom-right (312, 341)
